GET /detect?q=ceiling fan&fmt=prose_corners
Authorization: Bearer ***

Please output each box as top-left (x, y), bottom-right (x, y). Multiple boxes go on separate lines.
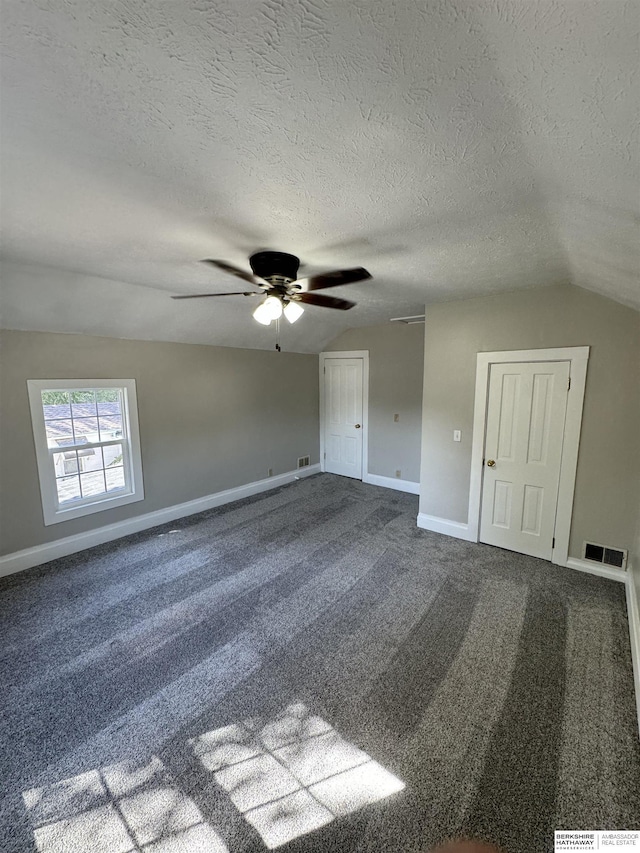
top-left (172, 251), bottom-right (372, 326)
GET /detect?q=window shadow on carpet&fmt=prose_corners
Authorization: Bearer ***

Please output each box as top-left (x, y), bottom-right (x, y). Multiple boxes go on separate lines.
top-left (22, 702), bottom-right (404, 852)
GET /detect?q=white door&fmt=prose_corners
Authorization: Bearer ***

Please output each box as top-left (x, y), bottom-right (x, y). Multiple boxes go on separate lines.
top-left (324, 358), bottom-right (363, 479)
top-left (479, 361), bottom-right (570, 560)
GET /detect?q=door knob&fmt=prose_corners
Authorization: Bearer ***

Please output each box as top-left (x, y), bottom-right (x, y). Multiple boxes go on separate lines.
top-left (355, 424), bottom-right (361, 429)
top-left (486, 459), bottom-right (496, 467)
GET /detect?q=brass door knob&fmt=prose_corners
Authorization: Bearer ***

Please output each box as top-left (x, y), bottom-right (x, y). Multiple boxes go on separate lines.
top-left (355, 424), bottom-right (361, 429)
top-left (486, 459), bottom-right (496, 467)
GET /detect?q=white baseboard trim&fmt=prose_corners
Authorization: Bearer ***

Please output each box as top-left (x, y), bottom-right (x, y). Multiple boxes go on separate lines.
top-left (0, 464), bottom-right (321, 579)
top-left (416, 512), bottom-right (476, 542)
top-left (564, 557), bottom-right (627, 584)
top-left (363, 473), bottom-right (420, 495)
top-left (625, 576), bottom-right (640, 738)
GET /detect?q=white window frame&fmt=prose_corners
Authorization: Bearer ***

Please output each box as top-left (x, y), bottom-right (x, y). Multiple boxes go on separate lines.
top-left (27, 378), bottom-right (145, 525)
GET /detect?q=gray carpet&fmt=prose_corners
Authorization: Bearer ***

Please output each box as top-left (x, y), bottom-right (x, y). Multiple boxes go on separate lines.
top-left (1, 473), bottom-right (639, 853)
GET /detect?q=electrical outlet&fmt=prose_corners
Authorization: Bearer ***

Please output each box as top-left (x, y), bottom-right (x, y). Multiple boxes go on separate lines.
top-left (395, 469), bottom-right (401, 478)
top-left (267, 468), bottom-right (273, 477)
top-left (393, 413), bottom-right (399, 422)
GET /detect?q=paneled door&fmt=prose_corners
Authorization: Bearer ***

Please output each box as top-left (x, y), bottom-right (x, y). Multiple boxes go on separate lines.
top-left (479, 361), bottom-right (570, 559)
top-left (323, 358), bottom-right (363, 479)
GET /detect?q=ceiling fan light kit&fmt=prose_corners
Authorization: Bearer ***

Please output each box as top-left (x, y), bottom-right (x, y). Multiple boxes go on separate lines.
top-left (172, 250), bottom-right (371, 345)
top-left (283, 300), bottom-right (304, 324)
top-left (263, 295), bottom-right (283, 319)
top-left (253, 295), bottom-right (304, 327)
top-left (252, 299), bottom-right (277, 325)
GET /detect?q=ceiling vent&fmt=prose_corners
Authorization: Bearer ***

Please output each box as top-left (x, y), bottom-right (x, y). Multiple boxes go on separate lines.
top-left (583, 541), bottom-right (628, 570)
top-left (389, 314), bottom-right (425, 324)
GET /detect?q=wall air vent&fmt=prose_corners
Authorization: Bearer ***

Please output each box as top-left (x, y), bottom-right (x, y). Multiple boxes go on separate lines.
top-left (297, 456), bottom-right (310, 468)
top-left (583, 541), bottom-right (628, 570)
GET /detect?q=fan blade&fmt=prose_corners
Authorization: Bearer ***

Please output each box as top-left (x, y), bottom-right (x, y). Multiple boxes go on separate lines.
top-left (202, 259), bottom-right (266, 286)
top-left (297, 267), bottom-right (371, 291)
top-left (297, 293), bottom-right (355, 310)
top-left (172, 291), bottom-right (260, 300)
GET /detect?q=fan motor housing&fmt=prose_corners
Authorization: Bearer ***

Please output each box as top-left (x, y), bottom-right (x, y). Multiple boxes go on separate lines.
top-left (249, 251), bottom-right (300, 282)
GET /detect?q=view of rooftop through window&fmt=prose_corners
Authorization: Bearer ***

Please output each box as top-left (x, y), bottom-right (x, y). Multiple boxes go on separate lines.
top-left (41, 389), bottom-right (127, 505)
top-left (28, 378), bottom-right (143, 524)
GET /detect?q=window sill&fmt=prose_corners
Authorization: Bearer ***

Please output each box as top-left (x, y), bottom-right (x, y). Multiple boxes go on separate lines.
top-left (44, 489), bottom-right (145, 526)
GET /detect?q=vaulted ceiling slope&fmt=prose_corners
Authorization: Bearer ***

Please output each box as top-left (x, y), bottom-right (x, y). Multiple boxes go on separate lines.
top-left (1, 1), bottom-right (638, 352)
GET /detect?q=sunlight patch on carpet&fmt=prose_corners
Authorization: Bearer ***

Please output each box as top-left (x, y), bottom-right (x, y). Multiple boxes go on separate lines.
top-left (189, 702), bottom-right (405, 849)
top-left (22, 756), bottom-right (229, 853)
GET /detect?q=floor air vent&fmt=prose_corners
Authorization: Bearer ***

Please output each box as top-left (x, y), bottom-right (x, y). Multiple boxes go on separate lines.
top-left (297, 456), bottom-right (310, 468)
top-left (583, 541), bottom-right (628, 570)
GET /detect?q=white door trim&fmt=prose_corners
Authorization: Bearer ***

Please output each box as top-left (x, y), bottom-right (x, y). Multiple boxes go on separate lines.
top-left (319, 351), bottom-right (369, 479)
top-left (468, 346), bottom-right (589, 566)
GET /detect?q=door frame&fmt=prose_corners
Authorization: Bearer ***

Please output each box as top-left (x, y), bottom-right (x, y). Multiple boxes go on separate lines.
top-left (468, 346), bottom-right (589, 566)
top-left (319, 351), bottom-right (369, 479)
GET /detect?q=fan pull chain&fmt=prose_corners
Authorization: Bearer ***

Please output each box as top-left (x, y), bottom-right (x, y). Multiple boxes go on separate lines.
top-left (275, 317), bottom-right (281, 352)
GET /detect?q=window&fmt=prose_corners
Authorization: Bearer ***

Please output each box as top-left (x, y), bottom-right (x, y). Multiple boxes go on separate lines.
top-left (27, 379), bottom-right (144, 525)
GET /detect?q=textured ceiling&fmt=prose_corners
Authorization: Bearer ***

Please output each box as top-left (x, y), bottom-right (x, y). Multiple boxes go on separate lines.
top-left (1, 0), bottom-right (638, 352)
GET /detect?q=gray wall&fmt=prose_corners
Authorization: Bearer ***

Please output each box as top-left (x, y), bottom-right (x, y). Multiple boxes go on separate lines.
top-left (419, 284), bottom-right (640, 562)
top-left (325, 323), bottom-right (424, 483)
top-left (0, 330), bottom-right (319, 555)
top-left (632, 514), bottom-right (640, 615)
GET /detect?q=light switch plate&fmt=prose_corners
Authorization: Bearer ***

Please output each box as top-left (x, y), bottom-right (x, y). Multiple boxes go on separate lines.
top-left (453, 430), bottom-right (461, 442)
